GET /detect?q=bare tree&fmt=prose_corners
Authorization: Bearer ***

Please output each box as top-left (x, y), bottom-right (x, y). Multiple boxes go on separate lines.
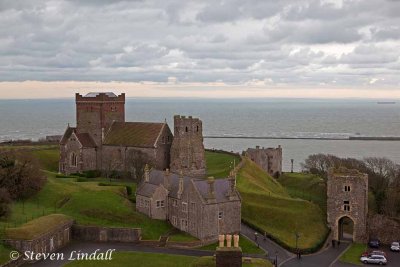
top-left (126, 149), bottom-right (149, 181)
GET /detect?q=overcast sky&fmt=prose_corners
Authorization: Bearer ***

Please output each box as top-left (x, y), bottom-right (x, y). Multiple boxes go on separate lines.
top-left (0, 0), bottom-right (400, 99)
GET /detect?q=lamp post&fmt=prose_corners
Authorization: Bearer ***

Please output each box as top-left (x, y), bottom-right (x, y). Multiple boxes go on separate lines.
top-left (295, 232), bottom-right (300, 250)
top-left (291, 159), bottom-right (294, 173)
top-left (275, 251), bottom-right (278, 267)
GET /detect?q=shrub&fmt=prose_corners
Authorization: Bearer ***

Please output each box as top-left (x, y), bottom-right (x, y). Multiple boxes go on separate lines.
top-left (83, 170), bottom-right (101, 178)
top-left (76, 177), bottom-right (88, 182)
top-left (126, 186), bottom-right (132, 196)
top-left (0, 188), bottom-right (11, 217)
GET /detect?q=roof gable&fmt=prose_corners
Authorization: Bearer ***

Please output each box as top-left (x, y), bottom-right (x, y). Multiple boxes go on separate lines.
top-left (103, 122), bottom-right (166, 148)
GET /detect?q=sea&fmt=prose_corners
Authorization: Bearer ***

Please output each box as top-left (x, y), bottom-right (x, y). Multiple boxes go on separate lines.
top-left (1, 98), bottom-right (400, 171)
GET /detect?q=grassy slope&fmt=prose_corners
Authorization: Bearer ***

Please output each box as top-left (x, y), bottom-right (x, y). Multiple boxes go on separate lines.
top-left (279, 172), bottom-right (327, 212)
top-left (205, 151), bottom-right (240, 178)
top-left (65, 252), bottom-right (272, 267)
top-left (237, 158), bottom-right (329, 251)
top-left (1, 171), bottom-right (171, 240)
top-left (0, 244), bottom-right (12, 265)
top-left (339, 243), bottom-right (366, 266)
top-left (199, 235), bottom-right (265, 255)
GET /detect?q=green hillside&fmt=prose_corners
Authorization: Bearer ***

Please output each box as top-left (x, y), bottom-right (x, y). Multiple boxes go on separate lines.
top-left (237, 158), bottom-right (329, 252)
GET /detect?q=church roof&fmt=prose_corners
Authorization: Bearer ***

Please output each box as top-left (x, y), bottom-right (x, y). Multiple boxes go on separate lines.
top-left (60, 127), bottom-right (96, 148)
top-left (103, 122), bottom-right (166, 148)
top-left (75, 133), bottom-right (96, 148)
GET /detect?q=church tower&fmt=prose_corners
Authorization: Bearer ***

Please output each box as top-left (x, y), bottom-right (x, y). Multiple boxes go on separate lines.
top-left (75, 92), bottom-right (125, 147)
top-left (170, 115), bottom-right (206, 178)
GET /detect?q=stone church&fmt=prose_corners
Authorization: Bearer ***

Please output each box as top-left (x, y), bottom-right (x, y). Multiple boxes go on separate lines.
top-left (59, 92), bottom-right (204, 177)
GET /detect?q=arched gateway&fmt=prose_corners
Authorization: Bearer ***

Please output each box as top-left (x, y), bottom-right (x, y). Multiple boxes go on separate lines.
top-left (327, 168), bottom-right (368, 243)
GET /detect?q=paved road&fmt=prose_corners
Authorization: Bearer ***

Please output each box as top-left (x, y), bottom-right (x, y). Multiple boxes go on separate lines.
top-left (240, 223), bottom-right (294, 265)
top-left (281, 242), bottom-right (349, 267)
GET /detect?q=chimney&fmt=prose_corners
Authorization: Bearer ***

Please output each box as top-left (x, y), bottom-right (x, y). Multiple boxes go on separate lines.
top-left (144, 164), bottom-right (150, 182)
top-left (227, 171), bottom-right (236, 199)
top-left (177, 170), bottom-right (184, 198)
top-left (256, 145), bottom-right (260, 150)
top-left (207, 176), bottom-right (216, 200)
top-left (164, 168), bottom-right (170, 189)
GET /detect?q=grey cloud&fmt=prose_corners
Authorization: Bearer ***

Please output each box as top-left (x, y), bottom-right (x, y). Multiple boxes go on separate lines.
top-left (0, 0), bottom-right (399, 87)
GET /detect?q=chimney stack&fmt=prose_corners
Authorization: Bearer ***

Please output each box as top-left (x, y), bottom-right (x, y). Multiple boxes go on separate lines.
top-left (177, 170), bottom-right (184, 198)
top-left (164, 168), bottom-right (170, 189)
top-left (144, 164), bottom-right (150, 182)
top-left (207, 176), bottom-right (216, 201)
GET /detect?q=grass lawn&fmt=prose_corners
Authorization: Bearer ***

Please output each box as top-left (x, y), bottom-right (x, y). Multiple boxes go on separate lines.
top-left (65, 252), bottom-right (272, 267)
top-left (199, 235), bottom-right (265, 255)
top-left (339, 243), bottom-right (367, 265)
top-left (168, 231), bottom-right (199, 242)
top-left (0, 243), bottom-right (12, 265)
top-left (5, 214), bottom-right (72, 240)
top-left (205, 150), bottom-right (240, 178)
top-left (0, 171), bottom-right (171, 240)
top-left (237, 158), bottom-right (329, 252)
top-left (279, 172), bottom-right (327, 212)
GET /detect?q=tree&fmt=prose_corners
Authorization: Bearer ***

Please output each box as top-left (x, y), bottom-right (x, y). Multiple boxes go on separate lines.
top-left (127, 149), bottom-right (149, 181)
top-left (0, 188), bottom-right (11, 218)
top-left (0, 150), bottom-right (45, 200)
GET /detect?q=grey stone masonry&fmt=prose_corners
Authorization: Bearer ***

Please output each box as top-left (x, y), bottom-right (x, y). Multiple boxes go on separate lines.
top-left (327, 167), bottom-right (368, 243)
top-left (245, 145), bottom-right (282, 178)
top-left (170, 115), bottom-right (206, 178)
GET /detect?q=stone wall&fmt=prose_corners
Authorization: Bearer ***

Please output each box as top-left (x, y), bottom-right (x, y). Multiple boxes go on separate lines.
top-left (368, 214), bottom-right (400, 244)
top-left (71, 225), bottom-right (141, 242)
top-left (4, 220), bottom-right (73, 261)
top-left (327, 168), bottom-right (368, 243)
top-left (245, 146), bottom-right (282, 177)
top-left (170, 115), bottom-right (206, 178)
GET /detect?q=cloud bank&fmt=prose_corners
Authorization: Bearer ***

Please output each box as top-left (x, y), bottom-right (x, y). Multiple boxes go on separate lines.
top-left (0, 0), bottom-right (400, 98)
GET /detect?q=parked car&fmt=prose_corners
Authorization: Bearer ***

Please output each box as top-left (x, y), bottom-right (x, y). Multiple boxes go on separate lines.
top-left (369, 239), bottom-right (381, 248)
top-left (360, 255), bottom-right (387, 265)
top-left (391, 242), bottom-right (400, 252)
top-left (371, 250), bottom-right (387, 257)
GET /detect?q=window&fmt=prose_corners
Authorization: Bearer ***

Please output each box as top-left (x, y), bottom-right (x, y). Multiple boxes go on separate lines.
top-left (191, 202), bottom-right (196, 211)
top-left (185, 127), bottom-right (188, 132)
top-left (196, 125), bottom-right (199, 132)
top-left (139, 198), bottom-right (143, 207)
top-left (180, 219), bottom-right (188, 230)
top-left (344, 185), bottom-right (351, 192)
top-left (343, 201), bottom-right (350, 211)
top-left (172, 216), bottom-right (177, 226)
top-left (172, 199), bottom-right (178, 207)
top-left (190, 221), bottom-right (196, 229)
top-left (156, 200), bottom-right (165, 208)
top-left (182, 202), bottom-right (188, 212)
top-left (218, 211), bottom-right (223, 220)
top-left (70, 153), bottom-right (77, 167)
top-left (144, 200), bottom-right (149, 207)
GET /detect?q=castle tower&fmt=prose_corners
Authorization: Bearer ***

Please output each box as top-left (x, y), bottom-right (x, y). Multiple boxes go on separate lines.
top-left (170, 115), bottom-right (206, 178)
top-left (327, 167), bottom-right (368, 243)
top-left (75, 92), bottom-right (125, 146)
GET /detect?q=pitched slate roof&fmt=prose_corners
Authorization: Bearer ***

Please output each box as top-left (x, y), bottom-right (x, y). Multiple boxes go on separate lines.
top-left (192, 179), bottom-right (240, 203)
top-left (103, 122), bottom-right (165, 148)
top-left (60, 127), bottom-right (75, 145)
top-left (60, 127), bottom-right (96, 148)
top-left (76, 133), bottom-right (96, 148)
top-left (136, 169), bottom-right (239, 203)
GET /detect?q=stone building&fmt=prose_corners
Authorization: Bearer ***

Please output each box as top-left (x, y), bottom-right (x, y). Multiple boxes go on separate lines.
top-left (327, 167), bottom-right (368, 243)
top-left (136, 166), bottom-right (241, 241)
top-left (59, 92), bottom-right (173, 175)
top-left (170, 115), bottom-right (206, 178)
top-left (245, 145), bottom-right (282, 177)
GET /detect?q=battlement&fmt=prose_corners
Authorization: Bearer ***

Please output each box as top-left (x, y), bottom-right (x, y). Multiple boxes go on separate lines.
top-left (173, 114), bottom-right (203, 136)
top-left (328, 167), bottom-right (367, 180)
top-left (76, 92), bottom-right (125, 103)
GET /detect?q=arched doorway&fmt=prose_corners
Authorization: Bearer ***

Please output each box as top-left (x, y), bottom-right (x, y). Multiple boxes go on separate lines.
top-left (338, 216), bottom-right (354, 242)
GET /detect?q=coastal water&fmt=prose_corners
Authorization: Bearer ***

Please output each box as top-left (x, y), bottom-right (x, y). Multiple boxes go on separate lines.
top-left (1, 98), bottom-right (399, 171)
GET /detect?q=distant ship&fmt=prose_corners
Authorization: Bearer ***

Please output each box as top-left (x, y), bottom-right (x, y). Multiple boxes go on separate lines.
top-left (377, 101), bottom-right (396, 104)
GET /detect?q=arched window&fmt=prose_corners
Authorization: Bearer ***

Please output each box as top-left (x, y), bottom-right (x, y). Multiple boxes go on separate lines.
top-left (185, 127), bottom-right (188, 132)
top-left (196, 125), bottom-right (199, 132)
top-left (70, 153), bottom-right (77, 167)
